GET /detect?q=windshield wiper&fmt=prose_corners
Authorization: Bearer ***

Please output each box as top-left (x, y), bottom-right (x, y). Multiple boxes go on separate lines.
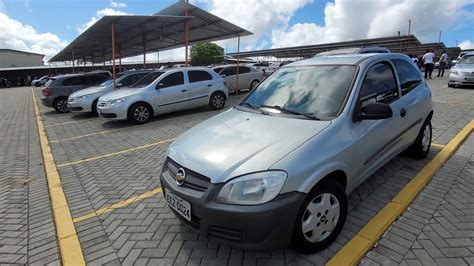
top-left (260, 105), bottom-right (320, 120)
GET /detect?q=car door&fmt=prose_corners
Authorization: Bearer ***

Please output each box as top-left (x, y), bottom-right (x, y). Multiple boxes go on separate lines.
top-left (153, 71), bottom-right (188, 114)
top-left (187, 70), bottom-right (214, 108)
top-left (221, 67), bottom-right (237, 91)
top-left (350, 61), bottom-right (405, 185)
top-left (238, 66), bottom-right (252, 90)
top-left (391, 59), bottom-right (426, 147)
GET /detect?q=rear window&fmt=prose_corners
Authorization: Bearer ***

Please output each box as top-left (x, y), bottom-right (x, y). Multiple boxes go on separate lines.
top-left (88, 75), bottom-right (108, 85)
top-left (188, 70), bottom-right (213, 83)
top-left (62, 76), bottom-right (86, 86)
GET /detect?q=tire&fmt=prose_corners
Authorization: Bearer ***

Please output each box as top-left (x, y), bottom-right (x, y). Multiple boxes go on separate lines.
top-left (406, 119), bottom-right (432, 159)
top-left (249, 80), bottom-right (259, 91)
top-left (292, 179), bottom-right (347, 253)
top-left (127, 102), bottom-right (152, 124)
top-left (209, 92), bottom-right (226, 110)
top-left (53, 97), bottom-right (69, 113)
top-left (91, 99), bottom-right (99, 116)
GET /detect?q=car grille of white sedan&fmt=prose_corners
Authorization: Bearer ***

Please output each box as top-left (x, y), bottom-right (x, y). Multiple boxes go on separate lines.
top-left (463, 72), bottom-right (474, 77)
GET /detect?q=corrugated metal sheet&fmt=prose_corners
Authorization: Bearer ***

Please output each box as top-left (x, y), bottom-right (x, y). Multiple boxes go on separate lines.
top-left (49, 2), bottom-right (252, 63)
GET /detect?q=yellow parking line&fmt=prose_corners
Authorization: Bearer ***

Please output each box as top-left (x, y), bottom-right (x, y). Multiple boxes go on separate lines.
top-left (327, 120), bottom-right (474, 266)
top-left (45, 118), bottom-right (96, 128)
top-left (431, 143), bottom-right (445, 149)
top-left (50, 129), bottom-right (121, 143)
top-left (32, 89), bottom-right (85, 265)
top-left (56, 138), bottom-right (175, 168)
top-left (73, 187), bottom-right (163, 223)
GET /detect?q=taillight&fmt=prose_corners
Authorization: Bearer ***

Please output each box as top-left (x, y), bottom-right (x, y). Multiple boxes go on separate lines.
top-left (42, 87), bottom-right (53, 96)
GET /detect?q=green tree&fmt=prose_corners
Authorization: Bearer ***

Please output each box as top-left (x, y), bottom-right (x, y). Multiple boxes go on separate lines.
top-left (190, 43), bottom-right (224, 66)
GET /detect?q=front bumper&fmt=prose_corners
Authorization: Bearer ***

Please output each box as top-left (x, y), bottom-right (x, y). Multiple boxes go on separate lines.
top-left (160, 159), bottom-right (305, 250)
top-left (449, 73), bottom-right (474, 86)
top-left (96, 103), bottom-right (128, 120)
top-left (67, 100), bottom-right (93, 113)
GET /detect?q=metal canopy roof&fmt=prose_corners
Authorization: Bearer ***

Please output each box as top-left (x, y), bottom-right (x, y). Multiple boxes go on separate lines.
top-left (49, 1), bottom-right (252, 63)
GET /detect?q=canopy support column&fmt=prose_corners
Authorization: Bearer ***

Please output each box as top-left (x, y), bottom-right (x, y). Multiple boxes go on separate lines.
top-left (119, 46), bottom-right (122, 72)
top-left (72, 49), bottom-right (75, 73)
top-left (143, 33), bottom-right (147, 69)
top-left (112, 23), bottom-right (117, 90)
top-left (184, 0), bottom-right (189, 67)
top-left (235, 35), bottom-right (240, 94)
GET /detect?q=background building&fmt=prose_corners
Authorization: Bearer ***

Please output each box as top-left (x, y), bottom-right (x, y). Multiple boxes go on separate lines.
top-left (0, 49), bottom-right (45, 68)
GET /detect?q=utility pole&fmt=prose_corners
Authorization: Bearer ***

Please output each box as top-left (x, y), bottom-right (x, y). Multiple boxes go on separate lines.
top-left (438, 31), bottom-right (442, 43)
top-left (408, 19), bottom-right (411, 35)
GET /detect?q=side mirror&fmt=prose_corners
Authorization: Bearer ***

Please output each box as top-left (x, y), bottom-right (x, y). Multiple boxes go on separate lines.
top-left (156, 83), bottom-right (164, 89)
top-left (359, 102), bottom-right (393, 120)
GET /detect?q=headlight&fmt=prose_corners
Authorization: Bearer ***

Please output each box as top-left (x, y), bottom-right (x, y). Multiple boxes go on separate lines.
top-left (216, 171), bottom-right (287, 205)
top-left (77, 94), bottom-right (91, 102)
top-left (109, 97), bottom-right (126, 107)
top-left (450, 70), bottom-right (458, 75)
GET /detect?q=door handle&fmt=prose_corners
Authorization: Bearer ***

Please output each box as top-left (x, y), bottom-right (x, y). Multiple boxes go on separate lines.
top-left (181, 89), bottom-right (188, 92)
top-left (207, 84), bottom-right (212, 87)
top-left (400, 108), bottom-right (407, 117)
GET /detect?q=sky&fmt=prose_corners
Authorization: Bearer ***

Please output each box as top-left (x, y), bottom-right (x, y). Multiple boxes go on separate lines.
top-left (0, 0), bottom-right (473, 63)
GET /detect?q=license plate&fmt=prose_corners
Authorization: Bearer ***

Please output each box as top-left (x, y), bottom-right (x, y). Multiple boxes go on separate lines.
top-left (165, 189), bottom-right (191, 221)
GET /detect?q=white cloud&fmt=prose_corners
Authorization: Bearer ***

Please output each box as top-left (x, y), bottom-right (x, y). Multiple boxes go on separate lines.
top-left (0, 12), bottom-right (68, 61)
top-left (271, 0), bottom-right (473, 48)
top-left (77, 7), bottom-right (130, 33)
top-left (110, 1), bottom-right (126, 9)
top-left (459, 40), bottom-right (474, 50)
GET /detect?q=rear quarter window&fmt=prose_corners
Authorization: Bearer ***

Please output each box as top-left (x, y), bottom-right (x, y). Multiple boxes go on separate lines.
top-left (391, 59), bottom-right (422, 96)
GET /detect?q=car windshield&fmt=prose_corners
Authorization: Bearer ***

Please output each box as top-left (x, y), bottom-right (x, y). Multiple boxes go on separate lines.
top-left (240, 65), bottom-right (356, 119)
top-left (130, 71), bottom-right (165, 88)
top-left (98, 73), bottom-right (125, 87)
top-left (458, 55), bottom-right (474, 64)
top-left (213, 67), bottom-right (223, 74)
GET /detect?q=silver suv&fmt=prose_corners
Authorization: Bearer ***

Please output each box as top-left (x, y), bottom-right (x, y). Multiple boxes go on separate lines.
top-left (97, 67), bottom-right (228, 124)
top-left (160, 53), bottom-right (433, 252)
top-left (40, 72), bottom-right (110, 113)
top-left (67, 70), bottom-right (152, 115)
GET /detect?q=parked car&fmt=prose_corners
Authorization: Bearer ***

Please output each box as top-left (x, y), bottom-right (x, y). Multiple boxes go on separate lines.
top-left (97, 67), bottom-right (228, 124)
top-left (247, 61), bottom-right (270, 72)
top-left (67, 70), bottom-right (152, 115)
top-left (161, 53), bottom-right (433, 253)
top-left (448, 52), bottom-right (474, 87)
top-left (213, 65), bottom-right (264, 92)
top-left (32, 76), bottom-right (50, 87)
top-left (315, 46), bottom-right (390, 56)
top-left (41, 72), bottom-right (110, 113)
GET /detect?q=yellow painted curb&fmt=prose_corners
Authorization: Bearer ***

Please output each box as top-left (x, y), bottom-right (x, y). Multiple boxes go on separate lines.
top-left (327, 120), bottom-right (474, 266)
top-left (32, 89), bottom-right (86, 265)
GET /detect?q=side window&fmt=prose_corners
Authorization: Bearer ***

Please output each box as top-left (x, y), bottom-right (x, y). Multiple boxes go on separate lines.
top-left (88, 75), bottom-right (106, 85)
top-left (158, 72), bottom-right (184, 88)
top-left (392, 59), bottom-right (422, 96)
top-left (188, 70), bottom-right (213, 83)
top-left (239, 67), bottom-right (251, 74)
top-left (221, 67), bottom-right (237, 76)
top-left (359, 62), bottom-right (399, 106)
top-left (62, 76), bottom-right (84, 86)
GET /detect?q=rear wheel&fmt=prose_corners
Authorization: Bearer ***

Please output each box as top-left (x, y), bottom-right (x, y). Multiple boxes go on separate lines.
top-left (53, 97), bottom-right (69, 113)
top-left (407, 119), bottom-right (431, 159)
top-left (127, 103), bottom-right (152, 124)
top-left (292, 179), bottom-right (347, 253)
top-left (249, 80), bottom-right (259, 91)
top-left (209, 92), bottom-right (226, 110)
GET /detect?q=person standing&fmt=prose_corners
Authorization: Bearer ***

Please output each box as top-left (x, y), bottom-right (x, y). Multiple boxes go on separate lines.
top-left (422, 50), bottom-right (435, 79)
top-left (437, 50), bottom-right (448, 77)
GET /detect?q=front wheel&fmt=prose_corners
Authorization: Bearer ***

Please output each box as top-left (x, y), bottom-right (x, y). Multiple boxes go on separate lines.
top-left (127, 103), bottom-right (152, 124)
top-left (407, 120), bottom-right (431, 159)
top-left (292, 179), bottom-right (347, 253)
top-left (249, 80), bottom-right (259, 91)
top-left (209, 92), bottom-right (226, 110)
top-left (91, 99), bottom-right (99, 116)
top-left (53, 97), bottom-right (69, 113)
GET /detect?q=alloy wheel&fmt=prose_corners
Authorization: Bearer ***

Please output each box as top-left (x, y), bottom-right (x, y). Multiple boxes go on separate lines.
top-left (56, 99), bottom-right (68, 112)
top-left (133, 106), bottom-right (149, 122)
top-left (212, 94), bottom-right (225, 109)
top-left (301, 193), bottom-right (340, 243)
top-left (422, 123), bottom-right (431, 152)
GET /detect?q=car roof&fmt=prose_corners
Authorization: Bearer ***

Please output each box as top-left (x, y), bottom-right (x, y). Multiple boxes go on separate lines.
top-left (285, 53), bottom-right (409, 67)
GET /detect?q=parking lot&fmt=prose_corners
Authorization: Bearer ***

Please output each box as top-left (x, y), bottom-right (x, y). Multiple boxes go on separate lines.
top-left (1, 76), bottom-right (474, 265)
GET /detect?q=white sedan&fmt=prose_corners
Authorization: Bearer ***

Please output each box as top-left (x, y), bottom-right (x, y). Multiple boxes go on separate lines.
top-left (213, 65), bottom-right (264, 93)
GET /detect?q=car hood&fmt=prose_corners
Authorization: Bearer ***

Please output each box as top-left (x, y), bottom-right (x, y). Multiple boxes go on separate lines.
top-left (99, 87), bottom-right (144, 101)
top-left (168, 108), bottom-right (331, 183)
top-left (453, 64), bottom-right (474, 71)
top-left (70, 85), bottom-right (111, 98)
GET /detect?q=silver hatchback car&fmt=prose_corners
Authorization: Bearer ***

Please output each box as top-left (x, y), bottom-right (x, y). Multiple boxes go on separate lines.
top-left (160, 53), bottom-right (433, 253)
top-left (97, 67), bottom-right (228, 124)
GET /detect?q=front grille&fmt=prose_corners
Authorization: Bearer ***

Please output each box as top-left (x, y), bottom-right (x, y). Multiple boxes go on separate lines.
top-left (209, 225), bottom-right (242, 242)
top-left (167, 159), bottom-right (211, 192)
top-left (463, 72), bottom-right (474, 77)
